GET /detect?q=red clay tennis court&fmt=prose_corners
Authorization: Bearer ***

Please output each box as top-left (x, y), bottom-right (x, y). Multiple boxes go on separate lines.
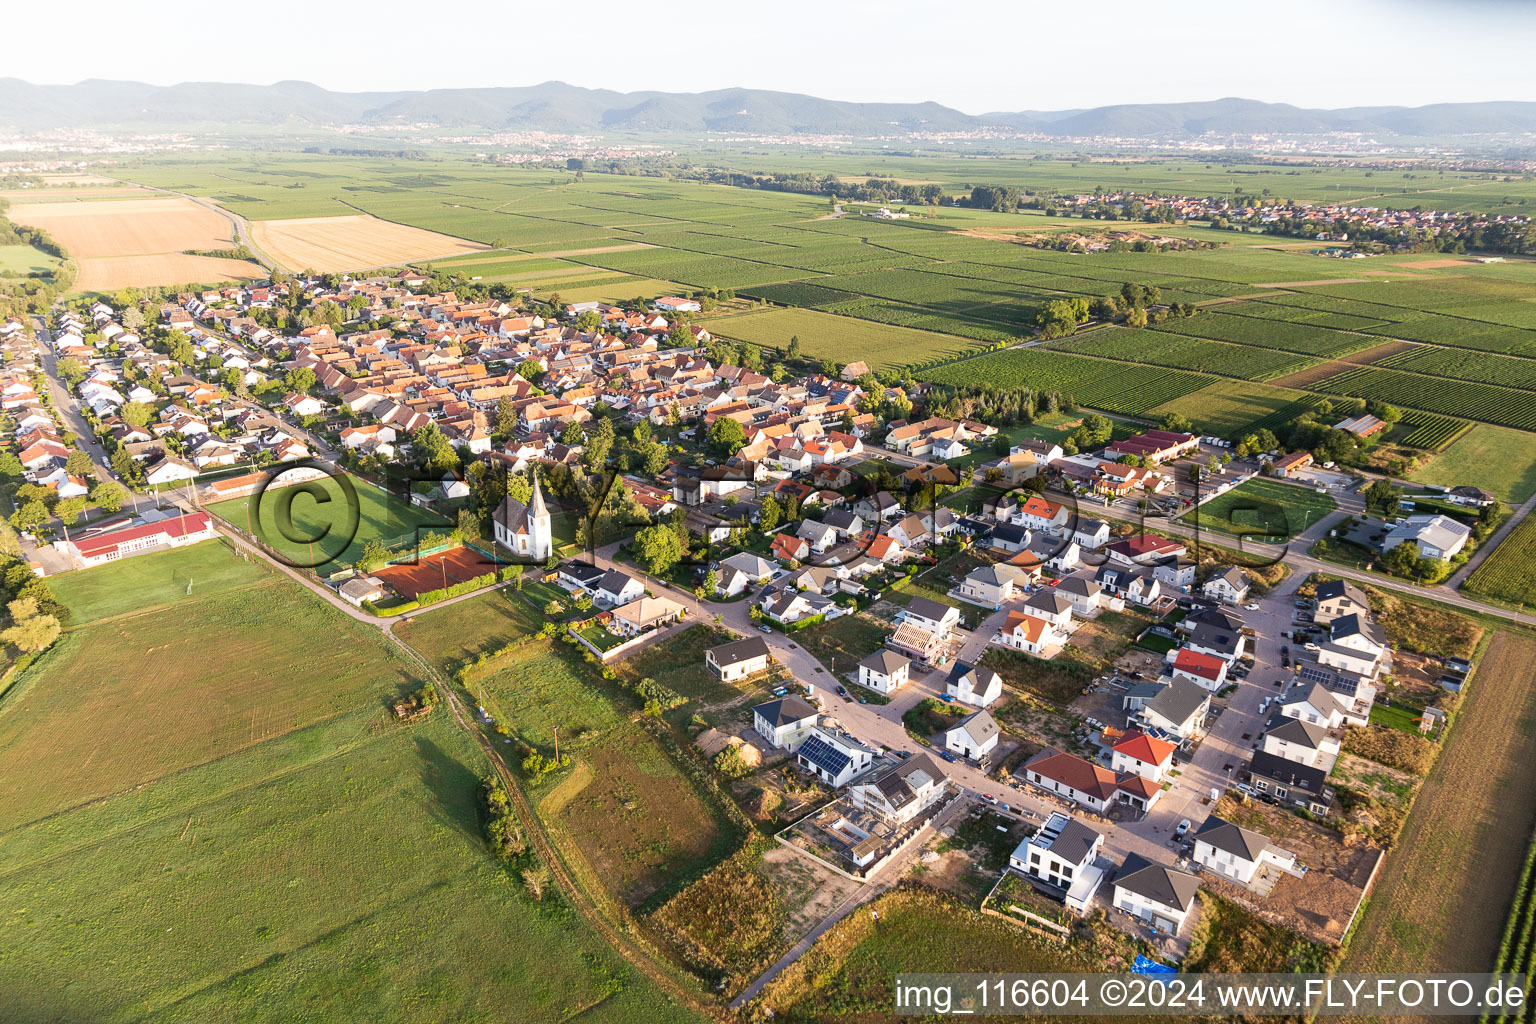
top-left (373, 544), bottom-right (502, 598)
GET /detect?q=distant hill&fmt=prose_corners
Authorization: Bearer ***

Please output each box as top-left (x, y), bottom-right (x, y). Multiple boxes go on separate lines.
top-left (2, 78), bottom-right (1533, 139)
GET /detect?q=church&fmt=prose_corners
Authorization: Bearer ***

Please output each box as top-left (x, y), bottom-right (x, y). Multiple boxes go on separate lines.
top-left (493, 469), bottom-right (554, 560)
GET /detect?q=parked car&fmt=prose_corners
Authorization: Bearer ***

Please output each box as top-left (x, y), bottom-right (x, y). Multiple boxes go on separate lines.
top-left (1175, 819), bottom-right (1192, 838)
top-left (1243, 602), bottom-right (1260, 611)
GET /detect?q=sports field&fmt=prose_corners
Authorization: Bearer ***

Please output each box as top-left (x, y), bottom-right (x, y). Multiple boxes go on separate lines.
top-left (250, 213), bottom-right (484, 272)
top-left (1184, 477), bottom-right (1338, 541)
top-left (45, 536), bottom-right (268, 623)
top-left (1407, 424), bottom-right (1536, 504)
top-left (206, 473), bottom-right (449, 571)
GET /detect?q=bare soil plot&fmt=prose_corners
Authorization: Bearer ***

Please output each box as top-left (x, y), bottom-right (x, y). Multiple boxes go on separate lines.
top-left (250, 213), bottom-right (483, 272)
top-left (9, 196), bottom-right (234, 257)
top-left (1208, 795), bottom-right (1382, 945)
top-left (1269, 358), bottom-right (1362, 389)
top-left (74, 253), bottom-right (263, 292)
top-left (1348, 338), bottom-right (1421, 364)
top-left (1343, 631), bottom-right (1536, 972)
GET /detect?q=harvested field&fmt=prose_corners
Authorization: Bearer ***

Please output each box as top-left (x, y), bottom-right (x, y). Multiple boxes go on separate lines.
top-left (250, 213), bottom-right (483, 272)
top-left (1349, 338), bottom-right (1422, 364)
top-left (1269, 359), bottom-right (1360, 389)
top-left (9, 197), bottom-right (232, 257)
top-left (74, 253), bottom-right (263, 291)
top-left (1343, 631), bottom-right (1536, 972)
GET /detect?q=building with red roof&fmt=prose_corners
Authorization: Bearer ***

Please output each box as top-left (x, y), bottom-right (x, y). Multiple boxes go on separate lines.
top-left (1109, 729), bottom-right (1177, 782)
top-left (1020, 748), bottom-right (1164, 814)
top-left (56, 511), bottom-right (216, 569)
top-left (1170, 647), bottom-right (1229, 691)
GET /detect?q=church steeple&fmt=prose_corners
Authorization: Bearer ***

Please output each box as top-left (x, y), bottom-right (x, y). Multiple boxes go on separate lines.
top-left (530, 467), bottom-right (548, 519)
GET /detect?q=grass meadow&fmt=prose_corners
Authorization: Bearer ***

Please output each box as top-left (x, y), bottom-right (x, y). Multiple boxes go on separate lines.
top-left (1408, 424), bottom-right (1536, 504)
top-left (1184, 477), bottom-right (1338, 541)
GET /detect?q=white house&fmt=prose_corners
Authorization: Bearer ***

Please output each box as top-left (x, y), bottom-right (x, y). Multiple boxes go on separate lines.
top-left (1169, 647), bottom-right (1229, 692)
top-left (897, 596), bottom-right (961, 639)
top-left (592, 568), bottom-right (646, 609)
top-left (1072, 518), bottom-right (1112, 550)
top-left (1022, 590), bottom-right (1073, 629)
top-left (1021, 749), bottom-right (1161, 815)
top-left (796, 726), bottom-right (876, 787)
top-left (752, 695), bottom-right (820, 750)
top-left (1010, 812), bottom-right (1107, 915)
top-left (995, 610), bottom-right (1066, 656)
top-left (1108, 730), bottom-right (1176, 783)
top-left (1201, 566), bottom-right (1250, 606)
top-left (1261, 713), bottom-right (1340, 770)
top-left (706, 636), bottom-right (772, 681)
top-left (1278, 681), bottom-right (1348, 729)
top-left (1192, 816), bottom-right (1297, 887)
top-left (1124, 679), bottom-right (1210, 742)
top-left (957, 563), bottom-right (1025, 608)
top-left (849, 753), bottom-right (949, 825)
top-left (1383, 514), bottom-right (1471, 561)
top-left (282, 392), bottom-right (324, 417)
top-left (945, 661), bottom-right (1003, 708)
top-left (144, 455), bottom-right (199, 486)
top-left (857, 650), bottom-right (911, 695)
top-left (944, 709), bottom-right (999, 760)
top-left (1112, 853), bottom-right (1200, 934)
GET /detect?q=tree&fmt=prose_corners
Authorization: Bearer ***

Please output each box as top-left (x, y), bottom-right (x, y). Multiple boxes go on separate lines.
top-left (411, 422), bottom-right (459, 473)
top-left (506, 564), bottom-right (525, 591)
top-left (357, 539), bottom-right (391, 572)
top-left (708, 417), bottom-right (746, 459)
top-left (90, 481), bottom-right (127, 513)
top-left (559, 421), bottom-right (585, 446)
top-left (120, 401), bottom-right (154, 428)
top-left (575, 310), bottom-right (603, 332)
top-left (1159, 412), bottom-right (1194, 433)
top-left (582, 416), bottom-right (614, 471)
top-left (55, 497), bottom-right (87, 526)
top-left (1365, 478), bottom-right (1401, 517)
top-left (515, 358), bottom-right (544, 383)
top-left (634, 523), bottom-right (684, 576)
top-left (64, 450), bottom-right (95, 479)
top-left (495, 396), bottom-right (518, 437)
top-left (284, 367), bottom-right (317, 394)
top-left (456, 507), bottom-right (480, 541)
top-left (55, 357), bottom-right (87, 386)
top-left (120, 306), bottom-right (145, 330)
top-left (697, 568), bottom-right (718, 599)
top-left (9, 500), bottom-right (48, 533)
top-left (758, 494), bottom-right (781, 532)
top-left (786, 335), bottom-right (802, 360)
top-left (1, 596), bottom-right (60, 653)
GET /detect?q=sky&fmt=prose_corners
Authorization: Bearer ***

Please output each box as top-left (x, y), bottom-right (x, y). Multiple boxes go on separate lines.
top-left (8, 0), bottom-right (1535, 112)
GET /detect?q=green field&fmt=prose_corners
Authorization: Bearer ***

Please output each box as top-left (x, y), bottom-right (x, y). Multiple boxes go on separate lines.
top-left (46, 537), bottom-right (268, 623)
top-left (206, 473), bottom-right (449, 570)
top-left (1408, 424), bottom-right (1536, 504)
top-left (1148, 379), bottom-right (1321, 438)
top-left (0, 706), bottom-right (698, 1024)
top-left (0, 242), bottom-right (58, 276)
top-left (1184, 477), bottom-right (1338, 541)
top-left (920, 347), bottom-right (1213, 416)
top-left (1463, 514), bottom-right (1536, 607)
top-left (393, 584), bottom-right (548, 672)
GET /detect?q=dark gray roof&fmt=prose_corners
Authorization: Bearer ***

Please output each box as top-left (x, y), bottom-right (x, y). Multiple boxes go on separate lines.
top-left (561, 560), bottom-right (604, 584)
top-left (1316, 579), bottom-right (1369, 606)
top-left (1057, 577), bottom-right (1099, 598)
top-left (1114, 853), bottom-right (1199, 911)
top-left (1248, 750), bottom-right (1332, 801)
top-left (597, 568), bottom-right (637, 594)
top-left (863, 752), bottom-right (945, 810)
top-left (1188, 620), bottom-right (1241, 656)
top-left (709, 636), bottom-right (771, 667)
top-left (1331, 612), bottom-right (1385, 646)
top-left (904, 596), bottom-right (954, 623)
top-left (1263, 712), bottom-right (1326, 749)
top-left (1193, 816), bottom-right (1269, 862)
top-left (992, 523), bottom-right (1029, 545)
top-left (1025, 590), bottom-right (1072, 616)
top-left (1146, 679), bottom-right (1209, 725)
top-left (1044, 818), bottom-right (1103, 866)
top-left (860, 649), bottom-right (909, 675)
top-left (753, 695), bottom-right (818, 728)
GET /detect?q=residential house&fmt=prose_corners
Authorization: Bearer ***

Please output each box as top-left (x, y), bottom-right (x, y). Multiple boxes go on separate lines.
top-left (1022, 590), bottom-right (1073, 629)
top-left (957, 563), bottom-right (1026, 608)
top-left (338, 576), bottom-right (385, 606)
top-left (1193, 816), bottom-right (1297, 887)
top-left (610, 595), bottom-right (685, 636)
top-left (1202, 566), bottom-right (1250, 606)
top-left (897, 596), bottom-right (961, 639)
top-left (1021, 749), bottom-right (1161, 814)
top-left (1278, 680), bottom-right (1349, 729)
top-left (1316, 613), bottom-right (1388, 678)
top-left (1169, 648), bottom-right (1229, 692)
top-left (1010, 812), bottom-right (1107, 915)
top-left (1247, 750), bottom-right (1335, 815)
top-left (1058, 577), bottom-right (1114, 618)
top-left (944, 710), bottom-right (999, 760)
top-left (1261, 712), bottom-right (1340, 771)
top-left (945, 661), bottom-right (1003, 708)
top-left (1124, 679), bottom-right (1210, 742)
top-left (1109, 730), bottom-right (1176, 783)
top-left (143, 455), bottom-right (199, 486)
top-left (593, 569), bottom-right (645, 609)
top-left (753, 695), bottom-right (821, 750)
top-left (849, 753), bottom-right (950, 825)
top-left (1073, 518), bottom-right (1112, 550)
top-left (796, 727), bottom-right (876, 786)
top-left (706, 636), bottom-right (772, 681)
top-left (1384, 514), bottom-right (1471, 561)
top-left (994, 610), bottom-right (1066, 656)
top-left (857, 650), bottom-right (911, 695)
top-left (557, 560), bottom-right (606, 593)
top-left (1112, 854), bottom-right (1200, 934)
top-left (1313, 579), bottom-right (1370, 626)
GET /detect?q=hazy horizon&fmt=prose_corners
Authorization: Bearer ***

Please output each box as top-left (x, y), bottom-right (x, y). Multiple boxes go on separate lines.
top-left (9, 0), bottom-right (1533, 115)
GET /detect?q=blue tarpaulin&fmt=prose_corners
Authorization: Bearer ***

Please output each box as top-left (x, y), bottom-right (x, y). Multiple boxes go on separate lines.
top-left (1132, 955), bottom-right (1176, 975)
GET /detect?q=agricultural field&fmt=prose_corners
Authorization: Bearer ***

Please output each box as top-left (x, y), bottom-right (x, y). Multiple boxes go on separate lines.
top-left (1185, 478), bottom-right (1337, 541)
top-left (249, 213), bottom-right (484, 272)
top-left (7, 194), bottom-right (261, 291)
top-left (1373, 342), bottom-right (1536, 391)
top-left (1314, 365), bottom-right (1536, 432)
top-left (0, 706), bottom-right (698, 1024)
top-left (1152, 309), bottom-right (1377, 358)
top-left (704, 307), bottom-right (989, 370)
top-left (457, 638), bottom-right (625, 754)
top-left (921, 347), bottom-right (1213, 416)
top-left (0, 566), bottom-right (417, 831)
top-left (391, 584), bottom-right (547, 672)
top-left (1051, 327), bottom-right (1313, 381)
top-left (1148, 380), bottom-right (1321, 439)
top-left (1393, 411), bottom-right (1472, 451)
top-left (1463, 514), bottom-right (1536, 607)
top-left (206, 472), bottom-right (450, 571)
top-left (1343, 632), bottom-right (1536, 974)
top-left (1407, 424), bottom-right (1536, 503)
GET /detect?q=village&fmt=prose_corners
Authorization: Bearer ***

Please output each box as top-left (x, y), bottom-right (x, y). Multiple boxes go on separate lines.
top-left (0, 262), bottom-right (1488, 980)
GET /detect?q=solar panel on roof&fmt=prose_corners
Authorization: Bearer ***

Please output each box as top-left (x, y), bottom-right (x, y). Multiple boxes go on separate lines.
top-left (798, 735), bottom-right (851, 777)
